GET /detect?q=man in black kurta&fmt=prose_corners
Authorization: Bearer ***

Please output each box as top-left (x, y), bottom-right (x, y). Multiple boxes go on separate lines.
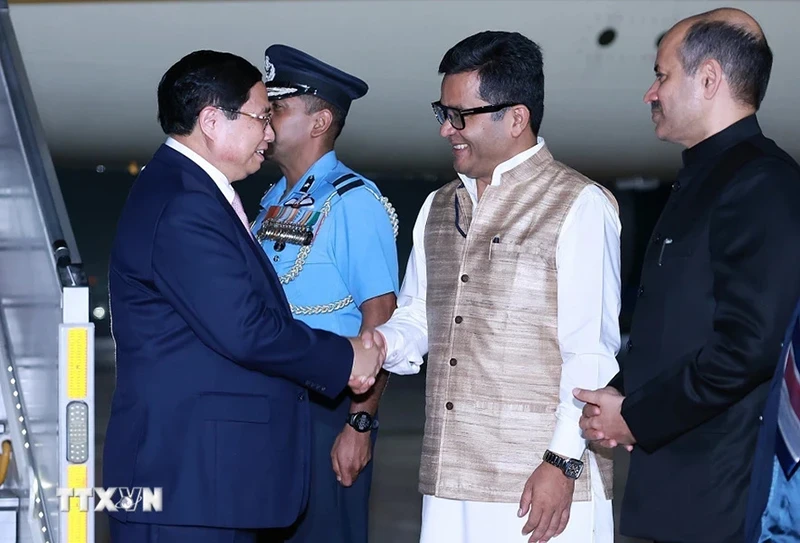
top-left (575, 8), bottom-right (800, 543)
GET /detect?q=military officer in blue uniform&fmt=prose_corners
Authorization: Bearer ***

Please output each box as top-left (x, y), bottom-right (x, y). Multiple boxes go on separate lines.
top-left (252, 44), bottom-right (399, 543)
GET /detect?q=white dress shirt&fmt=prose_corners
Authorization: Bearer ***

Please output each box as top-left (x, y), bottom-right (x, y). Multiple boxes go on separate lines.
top-left (165, 137), bottom-right (235, 204)
top-left (377, 138), bottom-right (622, 461)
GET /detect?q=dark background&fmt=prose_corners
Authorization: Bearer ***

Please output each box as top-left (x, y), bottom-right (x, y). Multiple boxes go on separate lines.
top-left (56, 161), bottom-right (673, 338)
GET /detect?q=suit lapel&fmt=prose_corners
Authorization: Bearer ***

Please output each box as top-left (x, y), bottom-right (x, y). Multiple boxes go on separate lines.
top-left (154, 145), bottom-right (289, 304)
top-left (208, 184), bottom-right (286, 289)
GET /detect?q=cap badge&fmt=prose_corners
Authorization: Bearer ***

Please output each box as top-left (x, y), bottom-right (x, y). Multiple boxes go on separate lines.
top-left (264, 55), bottom-right (276, 82)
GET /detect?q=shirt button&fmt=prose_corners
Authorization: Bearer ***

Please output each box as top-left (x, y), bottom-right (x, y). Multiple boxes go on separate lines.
top-left (273, 255), bottom-right (280, 262)
top-left (449, 358), bottom-right (458, 367)
top-left (461, 274), bottom-right (469, 283)
top-left (454, 316), bottom-right (463, 324)
top-left (445, 402), bottom-right (454, 410)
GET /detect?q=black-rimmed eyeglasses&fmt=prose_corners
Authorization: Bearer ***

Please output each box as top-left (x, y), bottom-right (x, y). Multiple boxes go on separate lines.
top-left (431, 101), bottom-right (517, 130)
top-left (216, 107), bottom-right (272, 131)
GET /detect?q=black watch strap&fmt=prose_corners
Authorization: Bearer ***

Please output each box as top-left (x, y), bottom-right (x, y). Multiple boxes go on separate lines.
top-left (347, 411), bottom-right (378, 433)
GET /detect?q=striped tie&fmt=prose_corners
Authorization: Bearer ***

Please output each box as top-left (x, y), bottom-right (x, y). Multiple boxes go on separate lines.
top-left (777, 312), bottom-right (800, 478)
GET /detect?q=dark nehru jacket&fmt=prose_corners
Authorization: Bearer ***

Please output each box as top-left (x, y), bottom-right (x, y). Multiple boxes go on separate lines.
top-left (611, 115), bottom-right (800, 542)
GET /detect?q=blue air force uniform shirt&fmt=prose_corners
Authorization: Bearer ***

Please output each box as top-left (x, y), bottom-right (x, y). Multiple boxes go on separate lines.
top-left (252, 150), bottom-right (399, 360)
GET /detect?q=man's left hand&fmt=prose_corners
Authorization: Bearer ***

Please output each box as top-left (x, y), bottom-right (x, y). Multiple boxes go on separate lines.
top-left (331, 424), bottom-right (372, 487)
top-left (574, 387), bottom-right (635, 449)
top-left (518, 462), bottom-right (574, 542)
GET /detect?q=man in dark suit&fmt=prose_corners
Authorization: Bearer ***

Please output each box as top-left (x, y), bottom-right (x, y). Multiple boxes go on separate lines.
top-left (574, 8), bottom-right (800, 543)
top-left (745, 299), bottom-right (800, 542)
top-left (103, 50), bottom-right (383, 543)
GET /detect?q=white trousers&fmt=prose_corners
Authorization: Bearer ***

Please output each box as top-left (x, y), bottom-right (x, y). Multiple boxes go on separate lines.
top-left (419, 454), bottom-right (613, 543)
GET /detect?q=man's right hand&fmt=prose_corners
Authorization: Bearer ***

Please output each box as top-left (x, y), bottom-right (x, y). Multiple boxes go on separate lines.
top-left (347, 337), bottom-right (384, 395)
top-left (360, 328), bottom-right (387, 361)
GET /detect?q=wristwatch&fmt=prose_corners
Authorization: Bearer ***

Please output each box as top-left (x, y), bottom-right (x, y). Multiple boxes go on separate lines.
top-left (542, 450), bottom-right (583, 480)
top-left (347, 412), bottom-right (379, 433)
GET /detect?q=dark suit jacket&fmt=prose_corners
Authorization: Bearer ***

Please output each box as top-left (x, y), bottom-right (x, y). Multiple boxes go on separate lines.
top-left (103, 144), bottom-right (353, 529)
top-left (744, 298), bottom-right (800, 543)
top-left (610, 116), bottom-right (800, 542)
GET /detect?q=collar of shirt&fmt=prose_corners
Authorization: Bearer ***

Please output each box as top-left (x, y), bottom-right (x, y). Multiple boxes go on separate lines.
top-left (266, 150), bottom-right (340, 205)
top-left (165, 137), bottom-right (235, 204)
top-left (457, 136), bottom-right (545, 205)
top-left (680, 114), bottom-right (762, 168)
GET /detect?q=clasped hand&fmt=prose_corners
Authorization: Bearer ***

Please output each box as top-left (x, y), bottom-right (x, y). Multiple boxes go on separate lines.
top-left (346, 329), bottom-right (387, 395)
top-left (573, 386), bottom-right (635, 451)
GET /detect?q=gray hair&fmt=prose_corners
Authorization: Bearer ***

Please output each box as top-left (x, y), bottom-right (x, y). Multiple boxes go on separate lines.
top-left (679, 20), bottom-right (773, 109)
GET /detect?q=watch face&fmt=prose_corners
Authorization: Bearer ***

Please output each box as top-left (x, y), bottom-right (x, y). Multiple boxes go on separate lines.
top-left (564, 461), bottom-right (583, 479)
top-left (352, 414), bottom-right (372, 432)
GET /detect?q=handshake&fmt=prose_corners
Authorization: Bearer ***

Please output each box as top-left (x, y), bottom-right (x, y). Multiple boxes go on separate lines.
top-left (346, 329), bottom-right (387, 395)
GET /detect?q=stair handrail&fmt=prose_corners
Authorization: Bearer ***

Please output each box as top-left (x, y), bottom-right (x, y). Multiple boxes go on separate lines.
top-left (0, 0), bottom-right (86, 288)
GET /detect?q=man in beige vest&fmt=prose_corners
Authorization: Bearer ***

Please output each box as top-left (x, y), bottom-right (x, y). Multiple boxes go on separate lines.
top-left (362, 31), bottom-right (621, 542)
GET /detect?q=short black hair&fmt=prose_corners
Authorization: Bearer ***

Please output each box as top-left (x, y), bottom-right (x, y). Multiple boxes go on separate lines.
top-left (157, 50), bottom-right (263, 135)
top-left (300, 95), bottom-right (346, 141)
top-left (679, 20), bottom-right (772, 109)
top-left (438, 31), bottom-right (544, 134)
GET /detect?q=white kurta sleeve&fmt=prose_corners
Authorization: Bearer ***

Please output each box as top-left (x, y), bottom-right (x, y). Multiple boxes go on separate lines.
top-left (548, 185), bottom-right (622, 460)
top-left (376, 191), bottom-right (437, 375)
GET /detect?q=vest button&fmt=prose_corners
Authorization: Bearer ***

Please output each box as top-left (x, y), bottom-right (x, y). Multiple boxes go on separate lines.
top-left (449, 358), bottom-right (457, 367)
top-left (461, 274), bottom-right (469, 283)
top-left (445, 402), bottom-right (454, 410)
top-left (454, 316), bottom-right (463, 324)
top-left (672, 181), bottom-right (682, 191)
top-left (637, 286), bottom-right (644, 297)
top-left (654, 233), bottom-right (662, 244)
top-left (626, 339), bottom-right (633, 351)
top-left (298, 392), bottom-right (305, 401)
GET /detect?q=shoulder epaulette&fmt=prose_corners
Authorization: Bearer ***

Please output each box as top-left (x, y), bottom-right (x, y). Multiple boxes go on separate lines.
top-left (336, 179), bottom-right (365, 196)
top-left (331, 173), bottom-right (358, 187)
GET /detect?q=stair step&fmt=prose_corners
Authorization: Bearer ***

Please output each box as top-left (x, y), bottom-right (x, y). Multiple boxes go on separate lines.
top-left (0, 187), bottom-right (31, 198)
top-left (0, 239), bottom-right (48, 251)
top-left (0, 297), bottom-right (59, 309)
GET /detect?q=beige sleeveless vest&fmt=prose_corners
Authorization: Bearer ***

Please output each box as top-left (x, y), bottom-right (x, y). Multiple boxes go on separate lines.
top-left (420, 145), bottom-right (617, 502)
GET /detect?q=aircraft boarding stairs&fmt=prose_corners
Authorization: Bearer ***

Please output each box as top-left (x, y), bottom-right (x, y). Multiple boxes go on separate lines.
top-left (0, 1), bottom-right (96, 542)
